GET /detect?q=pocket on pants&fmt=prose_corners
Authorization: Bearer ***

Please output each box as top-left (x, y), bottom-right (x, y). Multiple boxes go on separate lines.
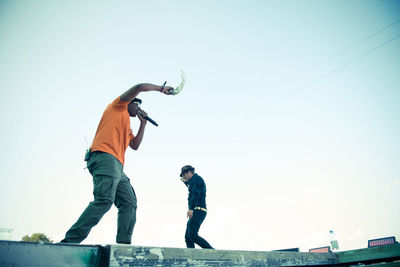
top-left (90, 152), bottom-right (122, 177)
top-left (193, 210), bottom-right (206, 224)
top-left (93, 175), bottom-right (114, 200)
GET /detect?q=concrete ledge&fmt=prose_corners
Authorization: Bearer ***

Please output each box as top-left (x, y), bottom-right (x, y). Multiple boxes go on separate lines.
top-left (109, 245), bottom-right (336, 266)
top-left (336, 243), bottom-right (400, 265)
top-left (0, 240), bottom-right (101, 267)
top-left (1, 240), bottom-right (400, 267)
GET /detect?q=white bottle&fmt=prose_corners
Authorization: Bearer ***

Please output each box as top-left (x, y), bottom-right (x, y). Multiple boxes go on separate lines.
top-left (329, 230), bottom-right (339, 251)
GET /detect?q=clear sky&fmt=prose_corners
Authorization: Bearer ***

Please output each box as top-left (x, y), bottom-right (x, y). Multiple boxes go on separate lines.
top-left (0, 0), bottom-right (399, 252)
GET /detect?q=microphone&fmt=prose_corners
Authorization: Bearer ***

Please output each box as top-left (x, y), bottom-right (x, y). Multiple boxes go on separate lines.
top-left (138, 109), bottom-right (158, 127)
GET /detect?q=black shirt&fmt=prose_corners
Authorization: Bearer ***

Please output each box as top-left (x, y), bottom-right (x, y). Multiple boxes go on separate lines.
top-left (184, 174), bottom-right (207, 210)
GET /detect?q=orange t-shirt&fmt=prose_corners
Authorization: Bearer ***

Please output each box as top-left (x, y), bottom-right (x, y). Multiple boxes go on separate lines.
top-left (90, 97), bottom-right (134, 165)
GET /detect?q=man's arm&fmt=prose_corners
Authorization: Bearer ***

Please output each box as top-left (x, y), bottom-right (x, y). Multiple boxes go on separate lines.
top-left (120, 83), bottom-right (174, 103)
top-left (189, 178), bottom-right (202, 210)
top-left (180, 178), bottom-right (189, 187)
top-left (187, 183), bottom-right (194, 218)
top-left (187, 179), bottom-right (202, 219)
top-left (129, 113), bottom-right (147, 150)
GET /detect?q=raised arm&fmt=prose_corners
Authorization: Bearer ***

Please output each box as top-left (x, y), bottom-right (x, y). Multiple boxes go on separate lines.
top-left (120, 83), bottom-right (174, 103)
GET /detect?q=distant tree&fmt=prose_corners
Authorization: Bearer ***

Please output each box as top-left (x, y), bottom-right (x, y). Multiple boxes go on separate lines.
top-left (22, 233), bottom-right (53, 243)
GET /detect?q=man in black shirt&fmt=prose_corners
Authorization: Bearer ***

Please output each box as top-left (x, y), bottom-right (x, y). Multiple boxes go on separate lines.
top-left (180, 165), bottom-right (213, 249)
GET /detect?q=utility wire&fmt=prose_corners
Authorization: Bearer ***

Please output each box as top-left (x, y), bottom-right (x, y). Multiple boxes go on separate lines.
top-left (312, 18), bottom-right (400, 69)
top-left (265, 32), bottom-right (400, 110)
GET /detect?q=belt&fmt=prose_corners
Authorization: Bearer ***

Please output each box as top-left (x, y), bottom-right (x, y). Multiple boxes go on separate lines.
top-left (194, 207), bottom-right (207, 212)
top-left (91, 150), bottom-right (106, 154)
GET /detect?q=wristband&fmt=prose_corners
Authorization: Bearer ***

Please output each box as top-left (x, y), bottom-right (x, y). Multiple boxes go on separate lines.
top-left (160, 81), bottom-right (167, 93)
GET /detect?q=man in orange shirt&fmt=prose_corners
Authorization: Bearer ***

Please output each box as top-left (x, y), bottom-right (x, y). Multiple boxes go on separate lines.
top-left (61, 82), bottom-right (173, 244)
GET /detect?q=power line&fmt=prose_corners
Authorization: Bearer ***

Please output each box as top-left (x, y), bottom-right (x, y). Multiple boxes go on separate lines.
top-left (312, 18), bottom-right (400, 69)
top-left (266, 32), bottom-right (400, 110)
top-left (0, 228), bottom-right (13, 240)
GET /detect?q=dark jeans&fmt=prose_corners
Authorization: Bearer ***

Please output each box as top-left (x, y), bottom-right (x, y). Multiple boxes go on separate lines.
top-left (185, 209), bottom-right (213, 249)
top-left (61, 151), bottom-right (137, 244)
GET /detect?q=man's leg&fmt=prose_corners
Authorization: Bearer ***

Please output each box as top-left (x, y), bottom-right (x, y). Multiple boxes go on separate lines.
top-left (61, 174), bottom-right (120, 243)
top-left (185, 220), bottom-right (195, 248)
top-left (186, 210), bottom-right (213, 249)
top-left (61, 152), bottom-right (122, 243)
top-left (114, 172), bottom-right (137, 244)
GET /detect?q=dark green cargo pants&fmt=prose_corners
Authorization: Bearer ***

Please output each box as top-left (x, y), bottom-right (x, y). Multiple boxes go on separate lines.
top-left (62, 151), bottom-right (137, 244)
